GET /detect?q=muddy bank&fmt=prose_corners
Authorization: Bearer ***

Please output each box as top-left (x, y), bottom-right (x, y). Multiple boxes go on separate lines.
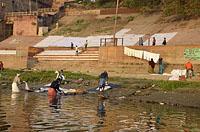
top-left (1, 70), bottom-right (200, 109)
top-left (108, 80), bottom-right (200, 109)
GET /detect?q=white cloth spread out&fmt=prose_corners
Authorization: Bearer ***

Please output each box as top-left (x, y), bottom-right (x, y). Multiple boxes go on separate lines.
top-left (168, 69), bottom-right (187, 81)
top-left (134, 50), bottom-right (143, 59)
top-left (124, 47), bottom-right (135, 56)
top-left (143, 51), bottom-right (160, 62)
top-left (143, 32), bottom-right (177, 46)
top-left (124, 47), bottom-right (160, 61)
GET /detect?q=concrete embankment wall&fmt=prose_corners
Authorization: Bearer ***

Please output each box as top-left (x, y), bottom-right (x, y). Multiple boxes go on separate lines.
top-left (99, 45), bottom-right (200, 74)
top-left (99, 45), bottom-right (200, 64)
top-left (2, 45), bottom-right (200, 75)
top-left (65, 8), bottom-right (139, 16)
top-left (0, 21), bottom-right (6, 41)
top-left (0, 47), bottom-right (43, 69)
top-left (32, 45), bottom-right (200, 75)
top-left (0, 47), bottom-right (28, 69)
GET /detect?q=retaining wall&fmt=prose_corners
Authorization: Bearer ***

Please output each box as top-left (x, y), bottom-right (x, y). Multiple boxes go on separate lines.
top-left (99, 45), bottom-right (200, 64)
top-left (0, 47), bottom-right (29, 69)
top-left (7, 15), bottom-right (38, 36)
top-left (65, 8), bottom-right (139, 16)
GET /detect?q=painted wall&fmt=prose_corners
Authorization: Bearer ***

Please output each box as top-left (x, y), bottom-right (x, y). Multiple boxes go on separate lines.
top-left (99, 45), bottom-right (200, 64)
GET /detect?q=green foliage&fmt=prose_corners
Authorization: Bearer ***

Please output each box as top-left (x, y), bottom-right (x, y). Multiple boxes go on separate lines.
top-left (52, 19), bottom-right (90, 36)
top-left (111, 16), bottom-right (121, 21)
top-left (0, 69), bottom-right (96, 83)
top-left (123, 0), bottom-right (161, 8)
top-left (75, 19), bottom-right (85, 25)
top-left (127, 16), bottom-right (135, 22)
top-left (154, 80), bottom-right (200, 90)
top-left (95, 0), bottom-right (115, 8)
top-left (122, 0), bottom-right (200, 17)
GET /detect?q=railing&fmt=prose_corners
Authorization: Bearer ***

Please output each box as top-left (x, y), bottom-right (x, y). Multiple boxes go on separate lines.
top-left (5, 11), bottom-right (38, 17)
top-left (5, 8), bottom-right (58, 17)
top-left (38, 8), bottom-right (58, 13)
top-left (100, 38), bottom-right (123, 47)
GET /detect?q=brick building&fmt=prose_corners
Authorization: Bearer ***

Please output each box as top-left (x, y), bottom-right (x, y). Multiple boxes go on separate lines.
top-left (0, 3), bottom-right (6, 41)
top-left (0, 0), bottom-right (53, 12)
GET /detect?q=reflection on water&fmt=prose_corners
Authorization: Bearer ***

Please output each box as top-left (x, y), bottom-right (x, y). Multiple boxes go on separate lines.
top-left (48, 94), bottom-right (62, 112)
top-left (97, 98), bottom-right (106, 127)
top-left (0, 88), bottom-right (200, 131)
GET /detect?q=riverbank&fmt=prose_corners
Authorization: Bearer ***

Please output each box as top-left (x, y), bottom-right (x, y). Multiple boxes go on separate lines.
top-left (1, 69), bottom-right (200, 108)
top-left (110, 78), bottom-right (200, 108)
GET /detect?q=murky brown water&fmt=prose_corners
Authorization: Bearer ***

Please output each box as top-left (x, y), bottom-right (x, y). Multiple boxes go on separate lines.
top-left (0, 88), bottom-right (200, 132)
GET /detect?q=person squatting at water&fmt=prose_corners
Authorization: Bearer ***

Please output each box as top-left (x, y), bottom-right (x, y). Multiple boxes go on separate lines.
top-left (12, 73), bottom-right (21, 93)
top-left (185, 61), bottom-right (194, 78)
top-left (98, 71), bottom-right (108, 92)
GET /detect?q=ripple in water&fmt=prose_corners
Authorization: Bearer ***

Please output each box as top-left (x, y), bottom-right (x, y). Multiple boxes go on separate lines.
top-left (0, 89), bottom-right (200, 131)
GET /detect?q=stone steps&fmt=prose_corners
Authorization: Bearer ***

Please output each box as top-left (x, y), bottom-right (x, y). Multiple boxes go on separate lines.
top-left (37, 58), bottom-right (99, 61)
top-left (34, 49), bottom-right (100, 61)
top-left (35, 54), bottom-right (99, 57)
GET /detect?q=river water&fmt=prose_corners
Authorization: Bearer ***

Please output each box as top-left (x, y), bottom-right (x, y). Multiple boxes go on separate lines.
top-left (0, 88), bottom-right (200, 132)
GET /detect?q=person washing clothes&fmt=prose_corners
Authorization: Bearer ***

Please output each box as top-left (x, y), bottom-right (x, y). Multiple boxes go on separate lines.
top-left (55, 70), bottom-right (65, 82)
top-left (185, 61), bottom-right (194, 78)
top-left (98, 71), bottom-right (108, 92)
top-left (12, 73), bottom-right (21, 93)
top-left (48, 78), bottom-right (63, 108)
top-left (48, 78), bottom-right (62, 96)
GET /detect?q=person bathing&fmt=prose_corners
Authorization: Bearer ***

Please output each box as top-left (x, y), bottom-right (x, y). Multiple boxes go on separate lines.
top-left (12, 73), bottom-right (21, 93)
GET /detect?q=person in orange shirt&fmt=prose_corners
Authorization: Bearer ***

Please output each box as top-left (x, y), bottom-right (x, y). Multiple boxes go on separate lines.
top-left (185, 61), bottom-right (194, 78)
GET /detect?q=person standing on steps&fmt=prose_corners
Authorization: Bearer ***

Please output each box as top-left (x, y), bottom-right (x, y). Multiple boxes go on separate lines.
top-left (84, 40), bottom-right (88, 50)
top-left (139, 37), bottom-right (143, 46)
top-left (162, 38), bottom-right (167, 45)
top-left (75, 45), bottom-right (79, 56)
top-left (71, 42), bottom-right (74, 49)
top-left (152, 37), bottom-right (156, 46)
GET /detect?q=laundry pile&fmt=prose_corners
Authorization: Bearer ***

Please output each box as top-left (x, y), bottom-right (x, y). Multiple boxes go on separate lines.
top-left (168, 69), bottom-right (187, 81)
top-left (124, 47), bottom-right (160, 62)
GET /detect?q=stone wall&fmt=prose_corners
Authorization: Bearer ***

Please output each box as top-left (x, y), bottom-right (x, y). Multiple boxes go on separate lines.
top-left (0, 2), bottom-right (5, 19)
top-left (0, 47), bottom-right (29, 69)
top-left (8, 15), bottom-right (38, 36)
top-left (99, 45), bottom-right (200, 64)
top-left (0, 55), bottom-right (28, 69)
top-left (0, 0), bottom-right (53, 12)
top-left (128, 45), bottom-right (200, 64)
top-left (65, 9), bottom-right (100, 16)
top-left (3, 45), bottom-right (200, 74)
top-left (0, 21), bottom-right (6, 41)
top-left (100, 8), bottom-right (140, 15)
top-left (65, 8), bottom-right (139, 16)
